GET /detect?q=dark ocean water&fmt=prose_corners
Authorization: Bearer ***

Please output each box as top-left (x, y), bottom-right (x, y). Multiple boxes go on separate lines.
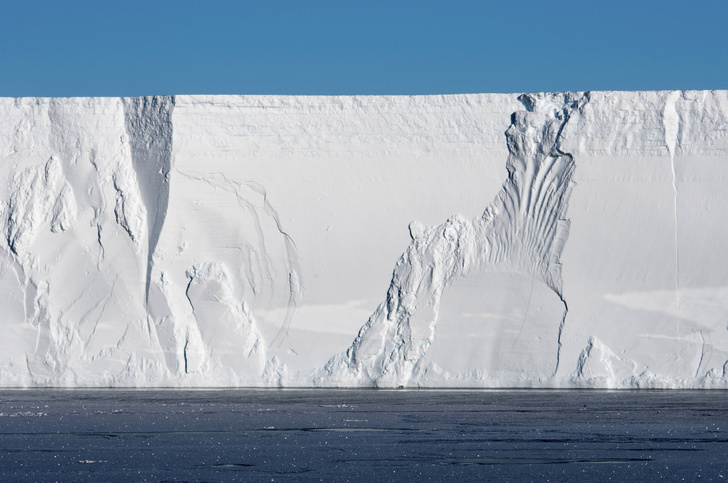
top-left (0, 389), bottom-right (726, 481)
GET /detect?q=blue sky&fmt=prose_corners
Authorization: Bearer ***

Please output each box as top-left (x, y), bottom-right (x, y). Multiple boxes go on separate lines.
top-left (1, 0), bottom-right (726, 97)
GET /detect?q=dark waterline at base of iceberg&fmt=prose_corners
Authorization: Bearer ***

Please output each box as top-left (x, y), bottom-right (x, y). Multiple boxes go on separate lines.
top-left (0, 389), bottom-right (726, 481)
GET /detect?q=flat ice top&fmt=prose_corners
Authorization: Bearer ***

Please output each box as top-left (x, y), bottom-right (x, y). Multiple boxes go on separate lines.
top-left (0, 91), bottom-right (727, 387)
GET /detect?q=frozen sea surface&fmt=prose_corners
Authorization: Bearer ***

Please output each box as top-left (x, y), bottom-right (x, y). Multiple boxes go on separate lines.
top-left (0, 389), bottom-right (727, 481)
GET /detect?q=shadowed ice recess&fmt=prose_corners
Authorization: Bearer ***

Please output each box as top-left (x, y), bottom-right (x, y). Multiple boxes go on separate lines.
top-left (0, 91), bottom-right (727, 388)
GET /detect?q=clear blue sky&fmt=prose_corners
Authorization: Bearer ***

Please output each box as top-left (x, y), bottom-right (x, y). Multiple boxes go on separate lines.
top-left (1, 0), bottom-right (725, 97)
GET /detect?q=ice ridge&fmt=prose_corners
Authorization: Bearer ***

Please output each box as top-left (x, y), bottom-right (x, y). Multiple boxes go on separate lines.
top-left (318, 92), bottom-right (589, 387)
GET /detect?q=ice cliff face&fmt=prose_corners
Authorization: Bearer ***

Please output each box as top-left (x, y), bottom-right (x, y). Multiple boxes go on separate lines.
top-left (0, 97), bottom-right (271, 386)
top-left (319, 92), bottom-right (586, 386)
top-left (0, 91), bottom-right (727, 388)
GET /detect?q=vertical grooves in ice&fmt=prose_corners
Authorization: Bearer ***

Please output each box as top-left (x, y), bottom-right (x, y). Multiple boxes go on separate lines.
top-left (320, 92), bottom-right (589, 387)
top-left (122, 97), bottom-right (175, 304)
top-left (664, 91), bottom-right (681, 309)
top-left (664, 91), bottom-right (681, 351)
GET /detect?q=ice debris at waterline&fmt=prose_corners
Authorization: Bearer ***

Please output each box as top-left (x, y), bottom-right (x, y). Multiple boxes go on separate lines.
top-left (1, 91), bottom-right (727, 388)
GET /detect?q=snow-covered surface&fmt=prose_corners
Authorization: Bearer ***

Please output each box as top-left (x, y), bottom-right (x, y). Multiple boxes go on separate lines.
top-left (0, 91), bottom-right (727, 388)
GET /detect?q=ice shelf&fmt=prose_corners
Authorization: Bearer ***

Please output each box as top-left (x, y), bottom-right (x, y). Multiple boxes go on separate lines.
top-left (1, 91), bottom-right (727, 388)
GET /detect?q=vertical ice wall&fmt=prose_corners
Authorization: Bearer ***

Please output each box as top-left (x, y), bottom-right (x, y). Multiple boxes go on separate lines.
top-left (1, 91), bottom-right (728, 388)
top-left (0, 98), bottom-right (159, 385)
top-left (560, 90), bottom-right (728, 387)
top-left (122, 96), bottom-right (174, 303)
top-left (122, 96), bottom-right (271, 383)
top-left (0, 97), bottom-right (271, 386)
top-left (318, 92), bottom-right (588, 386)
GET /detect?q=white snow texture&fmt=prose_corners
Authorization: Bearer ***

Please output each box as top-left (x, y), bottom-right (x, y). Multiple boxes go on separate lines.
top-left (0, 91), bottom-right (727, 388)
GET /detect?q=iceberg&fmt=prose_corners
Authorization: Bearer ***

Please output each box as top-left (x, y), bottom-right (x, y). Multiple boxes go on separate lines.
top-left (0, 91), bottom-right (727, 388)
